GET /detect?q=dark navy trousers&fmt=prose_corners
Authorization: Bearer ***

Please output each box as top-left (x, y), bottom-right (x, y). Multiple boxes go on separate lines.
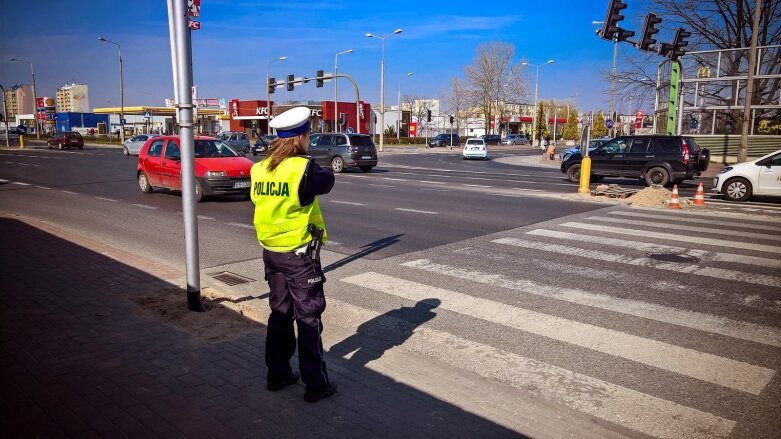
top-left (262, 248), bottom-right (330, 392)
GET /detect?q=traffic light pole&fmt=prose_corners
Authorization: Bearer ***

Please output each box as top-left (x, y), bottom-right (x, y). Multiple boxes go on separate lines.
top-left (739, 0), bottom-right (762, 163)
top-left (275, 73), bottom-right (362, 134)
top-left (610, 36), bottom-right (618, 137)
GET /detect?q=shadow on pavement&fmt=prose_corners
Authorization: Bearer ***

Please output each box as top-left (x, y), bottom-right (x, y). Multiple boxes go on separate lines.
top-left (323, 233), bottom-right (404, 273)
top-left (0, 218), bottom-right (520, 438)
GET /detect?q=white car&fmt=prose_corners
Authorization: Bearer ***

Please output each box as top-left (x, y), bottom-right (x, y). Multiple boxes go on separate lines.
top-left (463, 138), bottom-right (488, 160)
top-left (713, 148), bottom-right (781, 201)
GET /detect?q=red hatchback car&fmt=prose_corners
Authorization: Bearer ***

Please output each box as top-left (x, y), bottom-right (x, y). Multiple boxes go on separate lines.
top-left (137, 136), bottom-right (254, 202)
top-left (47, 131), bottom-right (84, 150)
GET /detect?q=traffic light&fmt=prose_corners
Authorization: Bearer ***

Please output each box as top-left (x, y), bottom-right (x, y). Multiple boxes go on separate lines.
top-left (600, 0), bottom-right (629, 41)
top-left (316, 70), bottom-right (324, 88)
top-left (615, 28), bottom-right (635, 42)
top-left (426, 110), bottom-right (432, 122)
top-left (268, 77), bottom-right (276, 94)
top-left (287, 74), bottom-right (295, 91)
top-left (637, 12), bottom-right (662, 51)
top-left (449, 115), bottom-right (454, 124)
top-left (659, 28), bottom-right (692, 60)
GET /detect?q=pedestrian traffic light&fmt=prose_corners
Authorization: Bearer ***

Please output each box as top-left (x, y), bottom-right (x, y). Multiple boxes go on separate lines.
top-left (637, 12), bottom-right (662, 52)
top-left (449, 115), bottom-right (454, 124)
top-left (600, 0), bottom-right (629, 41)
top-left (268, 77), bottom-right (276, 94)
top-left (287, 74), bottom-right (295, 91)
top-left (426, 110), bottom-right (432, 122)
top-left (316, 70), bottom-right (324, 88)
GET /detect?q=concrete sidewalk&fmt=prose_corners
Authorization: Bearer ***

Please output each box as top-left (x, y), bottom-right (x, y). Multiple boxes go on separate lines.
top-left (0, 214), bottom-right (526, 438)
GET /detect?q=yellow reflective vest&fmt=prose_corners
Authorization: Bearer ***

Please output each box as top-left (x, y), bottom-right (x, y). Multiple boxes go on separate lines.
top-left (250, 156), bottom-right (327, 252)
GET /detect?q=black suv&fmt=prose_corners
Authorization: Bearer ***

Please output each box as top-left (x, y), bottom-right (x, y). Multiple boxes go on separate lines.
top-left (560, 135), bottom-right (710, 186)
top-left (428, 133), bottom-right (461, 147)
top-left (479, 134), bottom-right (501, 145)
top-left (308, 133), bottom-right (378, 173)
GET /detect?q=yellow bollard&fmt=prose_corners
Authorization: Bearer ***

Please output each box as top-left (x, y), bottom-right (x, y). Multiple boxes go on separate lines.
top-left (19, 134), bottom-right (25, 149)
top-left (578, 156), bottom-right (592, 194)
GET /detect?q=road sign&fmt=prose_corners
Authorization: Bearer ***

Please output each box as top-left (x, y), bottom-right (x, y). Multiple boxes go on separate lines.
top-left (120, 118), bottom-right (127, 125)
top-left (144, 111), bottom-right (151, 119)
top-left (16, 125), bottom-right (27, 135)
top-left (605, 119), bottom-right (614, 129)
top-left (347, 127), bottom-right (354, 134)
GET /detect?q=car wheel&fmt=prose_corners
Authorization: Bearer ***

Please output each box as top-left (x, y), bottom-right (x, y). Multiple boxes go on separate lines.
top-left (722, 177), bottom-right (752, 202)
top-left (195, 181), bottom-right (205, 203)
top-left (462, 156), bottom-right (467, 160)
top-left (645, 167), bottom-right (670, 186)
top-left (138, 172), bottom-right (153, 193)
top-left (566, 164), bottom-right (581, 183)
top-left (360, 166), bottom-right (373, 173)
top-left (244, 146), bottom-right (250, 154)
top-left (330, 156), bottom-right (344, 173)
top-left (123, 147), bottom-right (130, 156)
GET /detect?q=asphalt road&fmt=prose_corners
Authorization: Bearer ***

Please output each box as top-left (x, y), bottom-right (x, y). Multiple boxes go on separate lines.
top-left (2, 144), bottom-right (780, 438)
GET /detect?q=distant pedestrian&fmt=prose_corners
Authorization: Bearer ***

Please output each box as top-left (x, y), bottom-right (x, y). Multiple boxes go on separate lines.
top-left (250, 107), bottom-right (337, 403)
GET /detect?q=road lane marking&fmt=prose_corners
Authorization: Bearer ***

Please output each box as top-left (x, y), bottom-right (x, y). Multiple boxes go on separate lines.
top-left (527, 229), bottom-right (781, 269)
top-left (513, 187), bottom-right (542, 191)
top-left (381, 177), bottom-right (408, 181)
top-left (226, 222), bottom-right (254, 229)
top-left (197, 215), bottom-right (215, 220)
top-left (418, 180), bottom-right (445, 184)
top-left (561, 222), bottom-right (781, 254)
top-left (607, 210), bottom-right (781, 231)
top-left (329, 297), bottom-right (736, 439)
top-left (585, 216), bottom-right (781, 242)
top-left (95, 197), bottom-right (117, 202)
top-left (394, 208), bottom-right (438, 215)
top-left (345, 270), bottom-right (775, 395)
top-left (403, 258), bottom-right (781, 348)
top-left (3, 161), bottom-right (41, 167)
top-left (331, 200), bottom-right (367, 206)
top-left (60, 190), bottom-right (78, 195)
top-left (132, 204), bottom-right (157, 210)
top-left (11, 182), bottom-right (30, 186)
top-left (493, 237), bottom-right (781, 288)
top-left (35, 186), bottom-right (51, 190)
top-left (421, 188), bottom-right (450, 192)
top-left (368, 184), bottom-right (395, 188)
top-left (325, 240), bottom-right (341, 246)
top-left (463, 183), bottom-right (492, 188)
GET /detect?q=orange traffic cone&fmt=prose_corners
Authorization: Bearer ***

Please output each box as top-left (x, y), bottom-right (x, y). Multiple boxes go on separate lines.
top-left (693, 182), bottom-right (706, 206)
top-left (669, 185), bottom-right (682, 209)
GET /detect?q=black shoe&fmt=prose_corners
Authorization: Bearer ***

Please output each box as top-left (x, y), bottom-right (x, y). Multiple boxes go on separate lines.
top-left (304, 381), bottom-right (337, 403)
top-left (267, 372), bottom-right (300, 391)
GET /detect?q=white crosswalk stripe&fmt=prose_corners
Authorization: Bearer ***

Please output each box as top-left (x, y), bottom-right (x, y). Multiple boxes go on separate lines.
top-left (585, 215), bottom-right (781, 242)
top-left (606, 210), bottom-right (781, 232)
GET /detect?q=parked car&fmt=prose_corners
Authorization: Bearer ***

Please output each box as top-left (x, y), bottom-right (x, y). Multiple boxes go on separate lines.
top-left (560, 135), bottom-right (710, 186)
top-left (463, 138), bottom-right (488, 160)
top-left (501, 134), bottom-right (527, 145)
top-left (479, 134), bottom-right (502, 145)
top-left (307, 133), bottom-right (378, 173)
top-left (123, 134), bottom-right (156, 156)
top-left (46, 131), bottom-right (84, 150)
top-left (216, 131), bottom-right (250, 153)
top-left (137, 136), bottom-right (254, 202)
top-left (428, 133), bottom-right (461, 147)
top-left (714, 148), bottom-right (781, 201)
top-left (0, 128), bottom-right (20, 141)
top-left (251, 135), bottom-right (278, 156)
top-left (558, 137), bottom-right (612, 161)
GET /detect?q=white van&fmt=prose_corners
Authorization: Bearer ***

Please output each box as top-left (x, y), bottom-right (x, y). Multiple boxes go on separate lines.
top-left (713, 149), bottom-right (781, 201)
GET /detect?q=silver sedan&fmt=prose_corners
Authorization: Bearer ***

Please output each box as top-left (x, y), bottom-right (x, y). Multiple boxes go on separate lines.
top-left (123, 135), bottom-right (155, 156)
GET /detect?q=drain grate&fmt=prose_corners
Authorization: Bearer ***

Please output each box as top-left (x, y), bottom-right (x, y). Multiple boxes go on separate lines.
top-left (647, 253), bottom-right (701, 263)
top-left (211, 271), bottom-right (256, 286)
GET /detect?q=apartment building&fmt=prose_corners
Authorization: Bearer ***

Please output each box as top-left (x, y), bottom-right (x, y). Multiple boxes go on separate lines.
top-left (56, 83), bottom-right (90, 113)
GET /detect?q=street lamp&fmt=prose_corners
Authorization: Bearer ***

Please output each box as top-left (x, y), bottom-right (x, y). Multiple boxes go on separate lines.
top-left (97, 37), bottom-right (125, 144)
top-left (334, 49), bottom-right (353, 133)
top-left (521, 59), bottom-right (554, 146)
top-left (397, 72), bottom-right (413, 140)
top-left (366, 28), bottom-right (403, 152)
top-left (566, 92), bottom-right (581, 126)
top-left (9, 58), bottom-right (40, 139)
top-left (266, 56), bottom-right (287, 135)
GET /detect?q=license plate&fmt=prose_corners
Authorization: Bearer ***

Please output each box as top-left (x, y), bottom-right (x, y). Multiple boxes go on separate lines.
top-left (361, 155), bottom-right (372, 159)
top-left (233, 180), bottom-right (250, 189)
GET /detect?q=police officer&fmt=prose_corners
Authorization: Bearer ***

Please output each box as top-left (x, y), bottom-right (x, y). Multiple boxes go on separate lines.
top-left (250, 107), bottom-right (337, 403)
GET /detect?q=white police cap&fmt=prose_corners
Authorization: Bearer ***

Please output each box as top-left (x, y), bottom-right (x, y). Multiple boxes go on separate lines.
top-left (269, 106), bottom-right (311, 138)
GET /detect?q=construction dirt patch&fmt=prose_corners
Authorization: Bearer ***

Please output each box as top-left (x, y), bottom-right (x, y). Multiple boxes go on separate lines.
top-left (629, 185), bottom-right (673, 208)
top-left (133, 287), bottom-right (267, 343)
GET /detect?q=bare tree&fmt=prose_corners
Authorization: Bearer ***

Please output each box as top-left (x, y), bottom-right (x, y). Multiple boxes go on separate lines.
top-left (463, 42), bottom-right (527, 134)
top-left (441, 77), bottom-right (469, 135)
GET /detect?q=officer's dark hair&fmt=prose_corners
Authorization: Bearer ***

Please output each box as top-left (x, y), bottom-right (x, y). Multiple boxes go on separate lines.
top-left (266, 133), bottom-right (309, 172)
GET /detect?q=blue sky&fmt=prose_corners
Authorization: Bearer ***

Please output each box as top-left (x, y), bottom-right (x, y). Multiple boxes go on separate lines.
top-left (0, 0), bottom-right (658, 114)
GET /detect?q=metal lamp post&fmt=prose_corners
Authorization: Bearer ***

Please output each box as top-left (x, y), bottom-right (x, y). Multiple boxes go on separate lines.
top-left (397, 72), bottom-right (412, 140)
top-left (366, 28), bottom-right (403, 152)
top-left (566, 92), bottom-right (581, 129)
top-left (334, 49), bottom-right (353, 133)
top-left (266, 56), bottom-right (287, 135)
top-left (98, 38), bottom-right (124, 143)
top-left (521, 59), bottom-right (554, 146)
top-left (9, 58), bottom-right (39, 139)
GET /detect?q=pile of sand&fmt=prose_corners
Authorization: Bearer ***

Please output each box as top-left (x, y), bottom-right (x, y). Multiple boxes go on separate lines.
top-left (629, 185), bottom-right (673, 208)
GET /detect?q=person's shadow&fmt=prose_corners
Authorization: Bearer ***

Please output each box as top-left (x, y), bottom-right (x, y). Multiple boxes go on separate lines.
top-left (329, 299), bottom-right (441, 366)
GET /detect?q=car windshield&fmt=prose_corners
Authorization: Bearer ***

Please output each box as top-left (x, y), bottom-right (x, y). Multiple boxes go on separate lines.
top-left (466, 140), bottom-right (483, 145)
top-left (65, 132), bottom-right (81, 139)
top-left (349, 136), bottom-right (375, 147)
top-left (194, 140), bottom-right (239, 158)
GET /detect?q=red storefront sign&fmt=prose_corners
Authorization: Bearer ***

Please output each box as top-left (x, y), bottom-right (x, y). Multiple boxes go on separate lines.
top-left (635, 111), bottom-right (645, 129)
top-left (409, 122), bottom-right (417, 137)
